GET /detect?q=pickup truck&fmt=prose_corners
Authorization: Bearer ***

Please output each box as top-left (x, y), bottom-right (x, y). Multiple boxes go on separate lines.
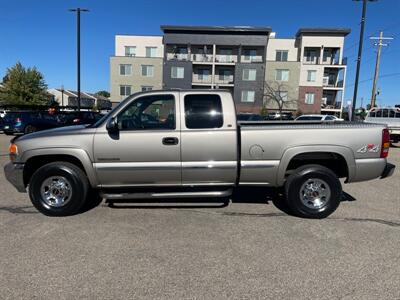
top-left (364, 107), bottom-right (400, 144)
top-left (4, 90), bottom-right (395, 218)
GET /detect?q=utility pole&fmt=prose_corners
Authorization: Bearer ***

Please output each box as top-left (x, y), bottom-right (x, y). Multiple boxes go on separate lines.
top-left (69, 8), bottom-right (89, 111)
top-left (369, 31), bottom-right (393, 108)
top-left (351, 0), bottom-right (378, 120)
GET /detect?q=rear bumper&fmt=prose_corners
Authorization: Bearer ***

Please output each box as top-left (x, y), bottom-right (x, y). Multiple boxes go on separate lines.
top-left (380, 163), bottom-right (395, 179)
top-left (4, 162), bottom-right (26, 193)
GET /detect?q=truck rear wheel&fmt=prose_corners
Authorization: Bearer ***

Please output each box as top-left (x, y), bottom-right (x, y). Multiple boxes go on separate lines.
top-left (28, 162), bottom-right (89, 216)
top-left (284, 164), bottom-right (342, 219)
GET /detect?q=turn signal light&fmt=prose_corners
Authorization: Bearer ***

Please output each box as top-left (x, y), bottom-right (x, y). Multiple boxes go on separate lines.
top-left (9, 143), bottom-right (18, 162)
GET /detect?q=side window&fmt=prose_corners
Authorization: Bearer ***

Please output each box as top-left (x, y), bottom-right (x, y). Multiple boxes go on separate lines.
top-left (369, 111), bottom-right (376, 117)
top-left (376, 109), bottom-right (382, 117)
top-left (184, 94), bottom-right (223, 129)
top-left (396, 111), bottom-right (400, 118)
top-left (382, 109), bottom-right (389, 118)
top-left (325, 116), bottom-right (334, 120)
top-left (118, 95), bottom-right (175, 130)
top-left (389, 110), bottom-right (395, 118)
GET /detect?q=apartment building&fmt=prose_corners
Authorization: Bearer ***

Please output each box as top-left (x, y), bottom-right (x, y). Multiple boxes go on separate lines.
top-left (265, 28), bottom-right (350, 115)
top-left (110, 26), bottom-right (350, 115)
top-left (110, 35), bottom-right (164, 102)
top-left (161, 25), bottom-right (271, 112)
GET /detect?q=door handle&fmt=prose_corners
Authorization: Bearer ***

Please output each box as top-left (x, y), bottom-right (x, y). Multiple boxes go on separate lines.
top-left (162, 137), bottom-right (179, 145)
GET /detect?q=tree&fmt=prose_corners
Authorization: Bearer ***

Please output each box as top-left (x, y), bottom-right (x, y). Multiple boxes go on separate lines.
top-left (94, 90), bottom-right (110, 98)
top-left (0, 62), bottom-right (49, 106)
top-left (263, 81), bottom-right (296, 119)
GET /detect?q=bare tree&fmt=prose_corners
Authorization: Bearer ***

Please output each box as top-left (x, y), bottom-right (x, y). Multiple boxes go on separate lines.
top-left (263, 81), bottom-right (297, 119)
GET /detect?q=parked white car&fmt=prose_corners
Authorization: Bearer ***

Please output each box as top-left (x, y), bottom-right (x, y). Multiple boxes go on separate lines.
top-left (295, 114), bottom-right (344, 121)
top-left (364, 107), bottom-right (400, 143)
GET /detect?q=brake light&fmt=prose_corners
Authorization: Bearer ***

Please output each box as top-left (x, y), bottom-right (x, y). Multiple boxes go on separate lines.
top-left (381, 128), bottom-right (390, 158)
top-left (73, 118), bottom-right (80, 123)
top-left (15, 118), bottom-right (22, 123)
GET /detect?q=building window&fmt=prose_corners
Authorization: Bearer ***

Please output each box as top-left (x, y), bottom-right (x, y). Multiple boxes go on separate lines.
top-left (276, 91), bottom-right (288, 101)
top-left (120, 85), bottom-right (132, 96)
top-left (219, 48), bottom-right (233, 62)
top-left (276, 50), bottom-right (288, 62)
top-left (146, 47), bottom-right (157, 58)
top-left (171, 66), bottom-right (184, 79)
top-left (275, 69), bottom-right (289, 81)
top-left (241, 90), bottom-right (255, 103)
top-left (243, 49), bottom-right (257, 61)
top-left (119, 64), bottom-right (132, 76)
top-left (242, 68), bottom-right (257, 81)
top-left (307, 70), bottom-right (317, 82)
top-left (141, 86), bottom-right (153, 92)
top-left (124, 46), bottom-right (136, 57)
top-left (141, 65), bottom-right (154, 77)
top-left (305, 93), bottom-right (315, 104)
top-left (198, 69), bottom-right (210, 81)
top-left (218, 69), bottom-right (232, 82)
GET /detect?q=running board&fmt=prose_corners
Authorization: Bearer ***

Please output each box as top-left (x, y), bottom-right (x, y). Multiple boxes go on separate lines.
top-left (100, 189), bottom-right (233, 200)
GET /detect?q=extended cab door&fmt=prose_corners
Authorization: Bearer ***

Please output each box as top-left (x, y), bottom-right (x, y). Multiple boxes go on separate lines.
top-left (180, 92), bottom-right (238, 186)
top-left (93, 92), bottom-right (181, 187)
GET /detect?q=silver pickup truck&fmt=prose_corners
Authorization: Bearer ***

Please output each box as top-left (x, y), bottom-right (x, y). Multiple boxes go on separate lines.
top-left (4, 90), bottom-right (395, 218)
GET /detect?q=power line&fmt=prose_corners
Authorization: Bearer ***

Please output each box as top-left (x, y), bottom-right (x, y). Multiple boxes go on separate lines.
top-left (346, 72), bottom-right (400, 87)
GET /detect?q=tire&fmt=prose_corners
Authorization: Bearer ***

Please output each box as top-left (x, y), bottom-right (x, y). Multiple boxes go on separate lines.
top-left (28, 162), bottom-right (89, 216)
top-left (24, 124), bottom-right (36, 134)
top-left (284, 164), bottom-right (342, 219)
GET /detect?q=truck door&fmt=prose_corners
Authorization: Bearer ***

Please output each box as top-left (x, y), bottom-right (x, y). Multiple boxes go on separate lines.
top-left (180, 92), bottom-right (238, 186)
top-left (93, 92), bottom-right (181, 187)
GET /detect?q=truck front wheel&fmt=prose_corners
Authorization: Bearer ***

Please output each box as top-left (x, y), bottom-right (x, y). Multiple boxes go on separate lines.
top-left (284, 164), bottom-right (342, 219)
top-left (29, 162), bottom-right (89, 216)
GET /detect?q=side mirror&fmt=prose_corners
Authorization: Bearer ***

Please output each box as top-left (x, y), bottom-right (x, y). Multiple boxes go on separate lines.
top-left (106, 117), bottom-right (118, 133)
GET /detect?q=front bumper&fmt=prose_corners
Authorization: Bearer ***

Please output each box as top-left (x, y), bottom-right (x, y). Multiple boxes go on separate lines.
top-left (380, 163), bottom-right (395, 179)
top-left (4, 162), bottom-right (26, 193)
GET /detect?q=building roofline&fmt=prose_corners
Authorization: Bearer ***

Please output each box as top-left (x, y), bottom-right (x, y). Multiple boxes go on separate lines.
top-left (161, 25), bottom-right (272, 35)
top-left (296, 28), bottom-right (351, 37)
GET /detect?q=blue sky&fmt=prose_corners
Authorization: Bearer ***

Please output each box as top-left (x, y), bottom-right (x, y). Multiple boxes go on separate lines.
top-left (0, 0), bottom-right (399, 107)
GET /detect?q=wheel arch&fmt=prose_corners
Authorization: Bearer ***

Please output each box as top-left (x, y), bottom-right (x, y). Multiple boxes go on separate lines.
top-left (22, 148), bottom-right (98, 188)
top-left (277, 145), bottom-right (355, 186)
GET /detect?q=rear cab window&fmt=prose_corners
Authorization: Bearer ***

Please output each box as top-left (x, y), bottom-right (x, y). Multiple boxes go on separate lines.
top-left (184, 94), bottom-right (223, 129)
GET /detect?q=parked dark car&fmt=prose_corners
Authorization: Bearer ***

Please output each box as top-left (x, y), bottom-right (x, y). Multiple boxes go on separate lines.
top-left (3, 111), bottom-right (59, 135)
top-left (0, 117), bottom-right (4, 132)
top-left (237, 113), bottom-right (264, 121)
top-left (56, 111), bottom-right (104, 126)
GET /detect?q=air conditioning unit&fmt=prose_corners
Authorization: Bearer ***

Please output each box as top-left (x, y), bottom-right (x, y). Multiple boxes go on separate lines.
top-left (322, 97), bottom-right (328, 105)
top-left (323, 77), bottom-right (329, 86)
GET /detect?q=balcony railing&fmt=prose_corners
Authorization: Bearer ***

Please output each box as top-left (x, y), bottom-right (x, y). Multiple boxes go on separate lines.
top-left (241, 55), bottom-right (263, 63)
top-left (215, 55), bottom-right (237, 63)
top-left (323, 77), bottom-right (344, 88)
top-left (192, 75), bottom-right (212, 84)
top-left (191, 54), bottom-right (213, 62)
top-left (215, 77), bottom-right (234, 84)
top-left (167, 53), bottom-right (189, 61)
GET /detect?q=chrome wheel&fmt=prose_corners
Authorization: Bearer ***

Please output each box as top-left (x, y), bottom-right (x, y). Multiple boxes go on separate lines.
top-left (40, 176), bottom-right (72, 208)
top-left (299, 178), bottom-right (331, 210)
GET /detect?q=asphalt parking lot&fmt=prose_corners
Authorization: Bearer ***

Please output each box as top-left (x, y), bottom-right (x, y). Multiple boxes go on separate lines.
top-left (0, 133), bottom-right (399, 299)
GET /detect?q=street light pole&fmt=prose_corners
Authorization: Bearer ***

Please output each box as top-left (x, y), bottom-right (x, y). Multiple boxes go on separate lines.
top-left (69, 8), bottom-right (89, 111)
top-left (351, 0), bottom-right (377, 120)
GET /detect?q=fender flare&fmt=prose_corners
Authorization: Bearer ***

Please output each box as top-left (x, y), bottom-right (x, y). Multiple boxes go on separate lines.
top-left (276, 145), bottom-right (355, 186)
